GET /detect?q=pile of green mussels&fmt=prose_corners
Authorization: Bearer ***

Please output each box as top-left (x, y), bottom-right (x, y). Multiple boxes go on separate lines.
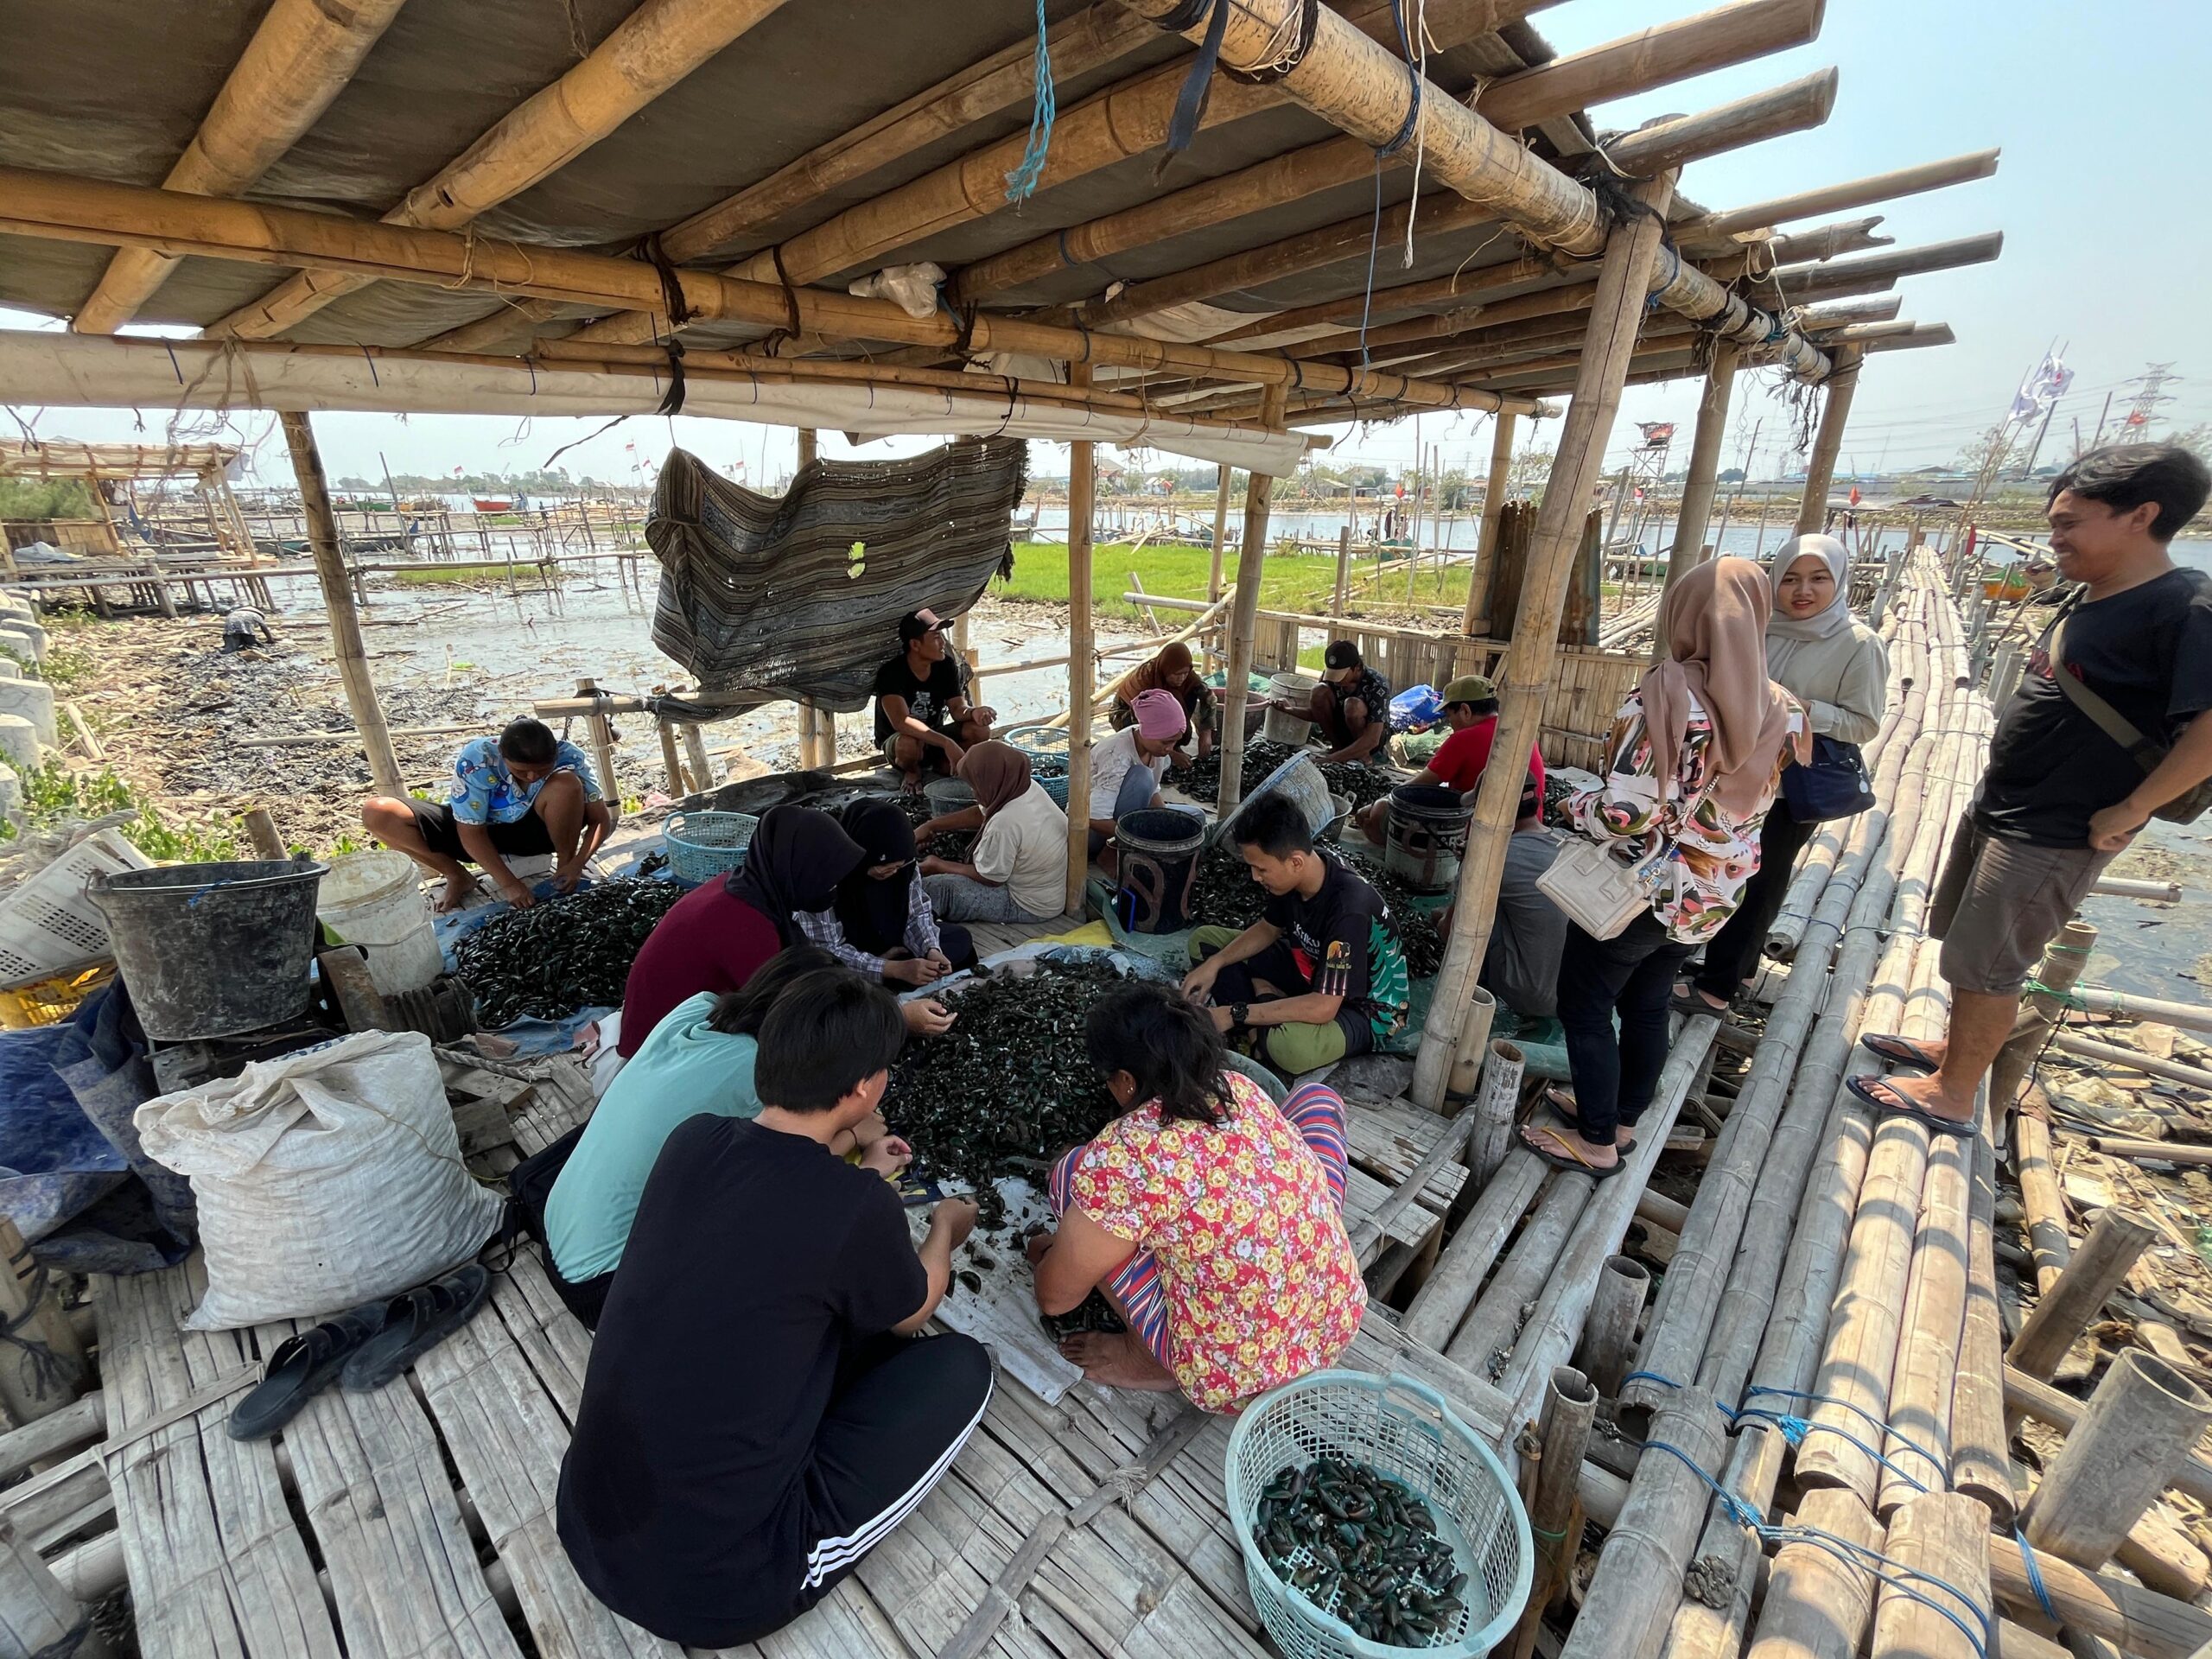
top-left (454, 878), bottom-right (684, 1028)
top-left (886, 957), bottom-right (1132, 1227)
top-left (1173, 739), bottom-right (1398, 811)
top-left (891, 791), bottom-right (977, 862)
top-left (1255, 1457), bottom-right (1468, 1647)
top-left (1189, 844), bottom-right (1444, 978)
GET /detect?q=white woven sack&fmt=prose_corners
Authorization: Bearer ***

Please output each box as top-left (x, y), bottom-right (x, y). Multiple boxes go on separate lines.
top-left (136, 1029), bottom-right (505, 1330)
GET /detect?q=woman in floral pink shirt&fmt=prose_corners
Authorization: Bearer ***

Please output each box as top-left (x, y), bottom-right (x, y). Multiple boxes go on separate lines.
top-left (1526, 557), bottom-right (1807, 1178)
top-left (1026, 982), bottom-right (1365, 1412)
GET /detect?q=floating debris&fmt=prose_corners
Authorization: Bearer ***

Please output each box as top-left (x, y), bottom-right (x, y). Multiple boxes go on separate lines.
top-left (1255, 1456), bottom-right (1465, 1647)
top-left (887, 957), bottom-right (1136, 1227)
top-left (454, 878), bottom-right (685, 1027)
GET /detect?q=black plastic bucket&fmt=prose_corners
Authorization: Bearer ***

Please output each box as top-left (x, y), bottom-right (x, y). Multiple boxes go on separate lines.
top-left (90, 857), bottom-right (329, 1040)
top-left (1114, 809), bottom-right (1205, 935)
top-left (1384, 784), bottom-right (1474, 895)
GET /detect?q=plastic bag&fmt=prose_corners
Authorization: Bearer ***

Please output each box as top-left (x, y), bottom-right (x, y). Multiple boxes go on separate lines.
top-left (847, 262), bottom-right (947, 320)
top-left (1389, 683), bottom-right (1444, 732)
top-left (136, 1030), bottom-right (505, 1329)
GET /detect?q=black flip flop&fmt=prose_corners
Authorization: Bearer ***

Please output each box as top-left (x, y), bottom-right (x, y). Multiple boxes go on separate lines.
top-left (1858, 1032), bottom-right (1941, 1071)
top-left (1845, 1075), bottom-right (1980, 1139)
top-left (1543, 1087), bottom-right (1635, 1155)
top-left (341, 1265), bottom-right (493, 1393)
top-left (228, 1302), bottom-right (388, 1440)
top-left (1521, 1125), bottom-right (1626, 1181)
top-left (1671, 987), bottom-right (1735, 1020)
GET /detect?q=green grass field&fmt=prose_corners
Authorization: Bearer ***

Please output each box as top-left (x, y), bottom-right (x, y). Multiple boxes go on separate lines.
top-left (995, 540), bottom-right (1474, 621)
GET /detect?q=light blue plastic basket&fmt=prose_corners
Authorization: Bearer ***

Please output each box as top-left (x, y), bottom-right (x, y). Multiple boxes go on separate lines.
top-left (1226, 1370), bottom-right (1532, 1658)
top-left (662, 810), bottom-right (757, 885)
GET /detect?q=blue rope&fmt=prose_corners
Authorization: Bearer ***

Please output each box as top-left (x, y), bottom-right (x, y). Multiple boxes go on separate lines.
top-left (1003, 0), bottom-right (1057, 204)
top-left (1643, 1440), bottom-right (1991, 1659)
top-left (2012, 1530), bottom-right (2059, 1624)
top-left (1727, 1408), bottom-right (1934, 1497)
top-left (1740, 1386), bottom-right (1948, 1478)
top-left (1622, 1370), bottom-right (1682, 1393)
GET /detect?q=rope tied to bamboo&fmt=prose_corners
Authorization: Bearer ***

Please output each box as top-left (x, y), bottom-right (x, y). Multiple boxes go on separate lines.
top-left (1154, 0), bottom-right (1316, 180)
top-left (1003, 0), bottom-right (1058, 204)
top-left (0, 1265), bottom-right (84, 1401)
top-left (633, 232), bottom-right (694, 327)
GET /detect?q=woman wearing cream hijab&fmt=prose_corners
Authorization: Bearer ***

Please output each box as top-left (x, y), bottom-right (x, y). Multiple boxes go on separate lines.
top-left (1523, 556), bottom-right (1808, 1176)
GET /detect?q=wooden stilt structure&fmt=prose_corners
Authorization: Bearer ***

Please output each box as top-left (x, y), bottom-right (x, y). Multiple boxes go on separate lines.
top-left (279, 410), bottom-right (404, 800)
top-left (1064, 368), bottom-right (1097, 917)
top-left (1668, 342), bottom-right (1738, 594)
top-left (1214, 383), bottom-right (1287, 819)
top-left (1464, 411), bottom-right (1518, 637)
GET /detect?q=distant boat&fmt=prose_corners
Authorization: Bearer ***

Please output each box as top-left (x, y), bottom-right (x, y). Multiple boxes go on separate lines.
top-left (473, 495), bottom-right (516, 512)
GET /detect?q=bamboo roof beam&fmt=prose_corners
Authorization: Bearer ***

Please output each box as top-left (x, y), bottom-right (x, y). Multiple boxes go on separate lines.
top-left (417, 0), bottom-right (1168, 355)
top-left (1076, 72), bottom-right (1833, 334)
top-left (948, 0), bottom-right (1827, 305)
top-left (1465, 318), bottom-right (1955, 399)
top-left (1589, 67), bottom-right (1837, 179)
top-left (0, 167), bottom-right (1554, 416)
top-left (560, 0), bottom-right (1549, 351)
top-left (1685, 146), bottom-right (2001, 239)
top-left (1770, 231), bottom-right (2005, 294)
top-left (1204, 264), bottom-right (1597, 348)
top-left (206, 0), bottom-right (797, 341)
top-left (1118, 0), bottom-right (1834, 377)
top-left (1796, 293), bottom-right (1904, 327)
top-left (1766, 215), bottom-right (1894, 263)
top-left (70, 0), bottom-right (409, 334)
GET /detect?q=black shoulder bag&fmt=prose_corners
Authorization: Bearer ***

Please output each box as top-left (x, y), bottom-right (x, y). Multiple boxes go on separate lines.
top-left (2050, 609), bottom-right (2212, 826)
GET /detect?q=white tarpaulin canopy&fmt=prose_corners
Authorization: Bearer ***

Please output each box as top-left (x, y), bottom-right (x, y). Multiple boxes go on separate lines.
top-left (0, 332), bottom-right (1316, 474)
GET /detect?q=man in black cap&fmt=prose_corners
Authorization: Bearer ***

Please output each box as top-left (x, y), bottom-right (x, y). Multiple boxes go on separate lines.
top-left (872, 608), bottom-right (995, 786)
top-left (1294, 640), bottom-right (1391, 766)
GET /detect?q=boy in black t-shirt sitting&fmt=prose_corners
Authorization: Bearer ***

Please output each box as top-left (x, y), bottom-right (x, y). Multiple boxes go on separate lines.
top-left (557, 969), bottom-right (990, 1648)
top-left (873, 608), bottom-right (996, 785)
top-left (1182, 793), bottom-right (1411, 1077)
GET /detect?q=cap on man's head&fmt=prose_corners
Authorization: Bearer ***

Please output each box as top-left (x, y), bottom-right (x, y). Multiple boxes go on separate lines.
top-left (1442, 674), bottom-right (1496, 707)
top-left (1324, 640), bottom-right (1362, 671)
top-left (899, 607), bottom-right (950, 643)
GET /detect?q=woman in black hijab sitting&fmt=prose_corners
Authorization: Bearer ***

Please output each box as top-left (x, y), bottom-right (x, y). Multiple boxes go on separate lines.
top-left (793, 798), bottom-right (976, 987)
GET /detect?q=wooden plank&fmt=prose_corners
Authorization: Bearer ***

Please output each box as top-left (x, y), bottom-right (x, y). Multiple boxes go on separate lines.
top-left (1346, 1094), bottom-right (1470, 1208)
top-left (96, 1264), bottom-right (343, 1659)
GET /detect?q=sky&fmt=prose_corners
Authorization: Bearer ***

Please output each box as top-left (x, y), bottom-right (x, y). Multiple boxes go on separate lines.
top-left (4, 0), bottom-right (2208, 494)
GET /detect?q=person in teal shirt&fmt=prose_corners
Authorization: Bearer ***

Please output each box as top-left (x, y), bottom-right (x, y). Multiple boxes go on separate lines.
top-left (543, 946), bottom-right (891, 1316)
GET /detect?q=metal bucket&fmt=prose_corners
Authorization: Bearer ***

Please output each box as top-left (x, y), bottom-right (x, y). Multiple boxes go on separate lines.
top-left (90, 857), bottom-right (328, 1040)
top-left (1384, 784), bottom-right (1475, 894)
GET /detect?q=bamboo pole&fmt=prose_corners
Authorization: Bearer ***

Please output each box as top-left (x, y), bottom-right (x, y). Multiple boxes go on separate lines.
top-left (0, 169), bottom-right (1550, 419)
top-left (1688, 149), bottom-right (2003, 239)
top-left (1412, 170), bottom-right (1681, 1109)
top-left (2084, 1135), bottom-right (2212, 1166)
top-left (71, 0), bottom-right (409, 334)
top-left (656, 719), bottom-right (686, 794)
top-left (280, 410), bottom-right (402, 800)
top-left (2007, 1211), bottom-right (2155, 1382)
top-left (2003, 1366), bottom-right (2212, 1512)
top-left (1467, 1038), bottom-right (1525, 1187)
top-left (1793, 346), bottom-right (1863, 537)
top-left (1114, 3), bottom-right (1829, 378)
top-left (1874, 1121), bottom-right (1972, 1516)
top-left (575, 678), bottom-right (620, 815)
top-left (1574, 1257), bottom-right (1649, 1400)
top-left (2084, 878), bottom-right (2183, 904)
top-left (681, 723), bottom-right (714, 793)
top-left (1215, 384), bottom-right (1287, 818)
top-left (1868, 1493), bottom-right (1991, 1659)
top-left (1951, 1125), bottom-right (2016, 1524)
top-left (1208, 466), bottom-right (1232, 603)
top-left (1775, 235), bottom-right (2007, 304)
top-left (1667, 343), bottom-right (1738, 598)
top-left (1398, 1147), bottom-right (1548, 1352)
top-left (2023, 1352), bottom-right (2212, 1571)
top-left (1448, 1174), bottom-right (1593, 1373)
top-left (1065, 370), bottom-right (1097, 918)
top-left (952, 0), bottom-right (1827, 305)
top-left (1510, 1368), bottom-right (1599, 1659)
top-left (0, 1514), bottom-right (86, 1659)
top-left (1560, 1389), bottom-right (1730, 1659)
top-left (2013, 1091), bottom-right (2070, 1296)
top-left (1744, 1490), bottom-right (1882, 1659)
top-left (211, 0), bottom-right (798, 340)
top-left (1988, 1535), bottom-right (2212, 1659)
top-left (1465, 411), bottom-right (1518, 635)
top-left (2050, 1032), bottom-right (2212, 1091)
top-left (1764, 216), bottom-right (1895, 264)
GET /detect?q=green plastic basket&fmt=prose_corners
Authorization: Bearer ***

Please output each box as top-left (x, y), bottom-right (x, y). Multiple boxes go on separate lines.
top-left (663, 810), bottom-right (758, 885)
top-left (1226, 1370), bottom-right (1531, 1658)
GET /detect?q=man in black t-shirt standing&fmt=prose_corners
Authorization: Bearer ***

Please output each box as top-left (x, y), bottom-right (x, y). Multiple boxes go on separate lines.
top-left (557, 969), bottom-right (989, 1648)
top-left (872, 607), bottom-right (996, 785)
top-left (1853, 444), bottom-right (2212, 1136)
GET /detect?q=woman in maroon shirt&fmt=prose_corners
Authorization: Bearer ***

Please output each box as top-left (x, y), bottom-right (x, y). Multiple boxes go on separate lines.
top-left (619, 807), bottom-right (865, 1056)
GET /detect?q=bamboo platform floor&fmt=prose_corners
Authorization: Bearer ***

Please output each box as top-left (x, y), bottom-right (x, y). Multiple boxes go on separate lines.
top-left (88, 1045), bottom-right (1489, 1659)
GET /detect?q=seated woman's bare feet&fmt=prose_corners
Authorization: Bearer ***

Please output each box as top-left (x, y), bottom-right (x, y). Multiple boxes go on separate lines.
top-left (1059, 1330), bottom-right (1180, 1392)
top-left (437, 873), bottom-right (480, 913)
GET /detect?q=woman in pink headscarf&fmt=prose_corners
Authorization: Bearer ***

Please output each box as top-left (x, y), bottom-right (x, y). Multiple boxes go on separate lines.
top-left (1086, 688), bottom-right (1192, 868)
top-left (1522, 557), bottom-right (1808, 1178)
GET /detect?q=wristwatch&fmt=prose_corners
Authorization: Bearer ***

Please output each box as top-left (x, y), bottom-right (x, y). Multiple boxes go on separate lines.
top-left (1229, 1003), bottom-right (1250, 1027)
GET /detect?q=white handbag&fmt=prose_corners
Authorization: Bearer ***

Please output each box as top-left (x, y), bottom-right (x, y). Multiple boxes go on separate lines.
top-left (1537, 778), bottom-right (1713, 940)
top-left (1536, 836), bottom-right (1662, 940)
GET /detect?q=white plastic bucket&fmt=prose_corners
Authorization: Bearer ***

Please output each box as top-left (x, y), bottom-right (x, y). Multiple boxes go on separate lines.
top-left (1263, 671), bottom-right (1318, 746)
top-left (316, 850), bottom-right (442, 996)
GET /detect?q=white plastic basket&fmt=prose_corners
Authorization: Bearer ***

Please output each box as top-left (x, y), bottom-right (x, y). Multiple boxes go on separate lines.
top-left (1226, 1370), bottom-right (1532, 1658)
top-left (0, 829), bottom-right (150, 985)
